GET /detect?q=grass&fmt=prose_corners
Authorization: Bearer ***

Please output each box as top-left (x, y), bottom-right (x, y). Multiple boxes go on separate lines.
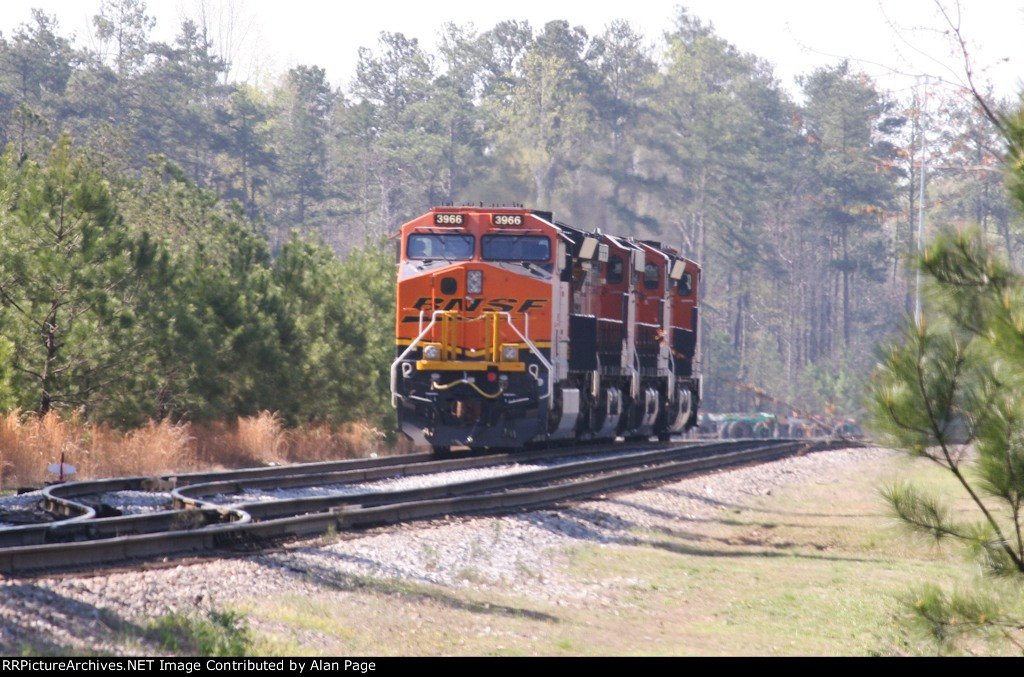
top-left (225, 450), bottom-right (989, 656)
top-left (17, 606), bottom-right (258, 657)
top-left (142, 609), bottom-right (254, 656)
top-left (0, 410), bottom-right (400, 488)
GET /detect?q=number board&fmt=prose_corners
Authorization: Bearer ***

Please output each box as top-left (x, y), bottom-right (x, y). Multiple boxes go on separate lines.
top-left (433, 212), bottom-right (465, 225)
top-left (491, 214), bottom-right (524, 226)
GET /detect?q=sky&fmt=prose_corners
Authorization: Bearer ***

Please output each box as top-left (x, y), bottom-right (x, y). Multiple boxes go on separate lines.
top-left (2, 0), bottom-right (1022, 99)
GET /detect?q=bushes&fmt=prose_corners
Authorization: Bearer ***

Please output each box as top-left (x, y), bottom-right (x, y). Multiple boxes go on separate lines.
top-left (0, 141), bottom-right (396, 434)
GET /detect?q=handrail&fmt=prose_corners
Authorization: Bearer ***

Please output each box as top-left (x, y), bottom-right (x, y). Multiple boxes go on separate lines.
top-left (392, 310), bottom-right (553, 406)
top-left (391, 312), bottom-right (442, 407)
top-left (495, 311), bottom-right (552, 402)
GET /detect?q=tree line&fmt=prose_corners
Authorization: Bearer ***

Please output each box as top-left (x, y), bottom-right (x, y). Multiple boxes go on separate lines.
top-left (0, 0), bottom-right (1017, 425)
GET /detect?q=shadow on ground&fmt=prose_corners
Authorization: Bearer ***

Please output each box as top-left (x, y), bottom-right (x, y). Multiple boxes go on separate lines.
top-left (257, 551), bottom-right (560, 623)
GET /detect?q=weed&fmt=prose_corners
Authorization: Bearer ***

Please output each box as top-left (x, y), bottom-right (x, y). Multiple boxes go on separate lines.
top-left (237, 411), bottom-right (288, 464)
top-left (467, 536), bottom-right (489, 562)
top-left (144, 609), bottom-right (253, 657)
top-left (322, 524), bottom-right (340, 545)
top-left (457, 566), bottom-right (483, 584)
top-left (421, 543), bottom-right (441, 571)
top-left (514, 558), bottom-right (542, 582)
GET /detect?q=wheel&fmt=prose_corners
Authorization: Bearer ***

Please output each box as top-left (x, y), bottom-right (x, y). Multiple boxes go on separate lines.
top-left (727, 421), bottom-right (753, 438)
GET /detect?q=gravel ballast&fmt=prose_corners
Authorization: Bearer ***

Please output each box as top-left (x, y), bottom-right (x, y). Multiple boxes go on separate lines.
top-left (0, 446), bottom-right (895, 654)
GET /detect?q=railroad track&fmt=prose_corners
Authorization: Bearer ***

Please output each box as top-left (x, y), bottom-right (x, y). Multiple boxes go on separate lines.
top-left (0, 438), bottom-right (856, 575)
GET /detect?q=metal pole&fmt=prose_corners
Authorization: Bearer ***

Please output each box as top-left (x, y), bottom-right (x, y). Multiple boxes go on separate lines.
top-left (914, 77), bottom-right (928, 327)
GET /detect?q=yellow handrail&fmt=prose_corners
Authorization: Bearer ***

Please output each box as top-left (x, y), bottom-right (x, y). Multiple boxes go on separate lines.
top-left (489, 312), bottom-right (500, 362)
top-left (431, 310), bottom-right (509, 363)
top-left (431, 378), bottom-right (506, 399)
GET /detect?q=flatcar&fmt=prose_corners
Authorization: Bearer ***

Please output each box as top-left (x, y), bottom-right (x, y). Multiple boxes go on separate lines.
top-left (391, 206), bottom-right (701, 453)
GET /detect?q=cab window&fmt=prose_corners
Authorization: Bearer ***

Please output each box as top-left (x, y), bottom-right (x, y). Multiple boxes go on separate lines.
top-left (678, 272), bottom-right (693, 297)
top-left (481, 235), bottom-right (551, 261)
top-left (407, 234), bottom-right (474, 260)
top-left (607, 255), bottom-right (624, 284)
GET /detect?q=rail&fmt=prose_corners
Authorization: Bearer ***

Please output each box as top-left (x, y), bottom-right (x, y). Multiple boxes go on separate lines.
top-left (0, 439), bottom-right (859, 574)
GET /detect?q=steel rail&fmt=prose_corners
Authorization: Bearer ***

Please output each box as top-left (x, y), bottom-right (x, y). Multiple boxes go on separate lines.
top-left (0, 452), bottom-right (441, 547)
top-left (1, 440), bottom-right (687, 548)
top-left (170, 438), bottom-right (727, 508)
top-left (0, 439), bottom-right (855, 575)
top-left (227, 439), bottom-right (765, 520)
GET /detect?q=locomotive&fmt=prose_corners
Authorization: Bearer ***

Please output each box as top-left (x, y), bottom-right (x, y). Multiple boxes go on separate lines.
top-left (391, 206), bottom-right (701, 453)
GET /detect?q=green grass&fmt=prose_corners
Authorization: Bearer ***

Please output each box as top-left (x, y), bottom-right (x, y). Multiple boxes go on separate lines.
top-left (142, 609), bottom-right (254, 656)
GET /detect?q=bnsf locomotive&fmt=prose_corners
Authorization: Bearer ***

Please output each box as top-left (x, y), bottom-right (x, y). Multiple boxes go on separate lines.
top-left (391, 207), bottom-right (701, 453)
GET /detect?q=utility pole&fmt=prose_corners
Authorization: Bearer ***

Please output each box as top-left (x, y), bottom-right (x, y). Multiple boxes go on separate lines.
top-left (914, 76), bottom-right (929, 328)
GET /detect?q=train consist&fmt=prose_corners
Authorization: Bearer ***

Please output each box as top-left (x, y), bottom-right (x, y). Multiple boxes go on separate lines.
top-left (391, 206), bottom-right (702, 453)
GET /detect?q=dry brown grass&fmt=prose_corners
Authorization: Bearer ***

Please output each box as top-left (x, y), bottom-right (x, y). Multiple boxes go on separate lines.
top-left (192, 412), bottom-right (401, 468)
top-left (114, 419), bottom-right (195, 478)
top-left (0, 410), bottom-right (401, 489)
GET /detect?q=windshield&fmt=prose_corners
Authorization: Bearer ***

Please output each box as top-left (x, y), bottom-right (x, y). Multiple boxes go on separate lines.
top-left (407, 234), bottom-right (474, 260)
top-left (481, 235), bottom-right (551, 262)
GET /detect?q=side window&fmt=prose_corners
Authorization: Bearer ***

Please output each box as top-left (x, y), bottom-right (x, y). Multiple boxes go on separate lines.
top-left (678, 272), bottom-right (693, 297)
top-left (607, 255), bottom-right (624, 284)
top-left (643, 263), bottom-right (660, 290)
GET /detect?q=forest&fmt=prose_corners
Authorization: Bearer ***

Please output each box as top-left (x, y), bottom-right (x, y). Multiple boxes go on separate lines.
top-left (0, 0), bottom-right (1017, 433)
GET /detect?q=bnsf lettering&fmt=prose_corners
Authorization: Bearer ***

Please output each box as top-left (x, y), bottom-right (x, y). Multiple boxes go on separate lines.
top-left (487, 298), bottom-right (516, 312)
top-left (412, 298), bottom-right (440, 311)
top-left (446, 298), bottom-right (483, 311)
top-left (518, 299), bottom-right (546, 312)
top-left (402, 297), bottom-right (547, 322)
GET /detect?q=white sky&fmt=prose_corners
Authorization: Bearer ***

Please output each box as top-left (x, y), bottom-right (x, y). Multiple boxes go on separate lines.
top-left (2, 0), bottom-right (1022, 99)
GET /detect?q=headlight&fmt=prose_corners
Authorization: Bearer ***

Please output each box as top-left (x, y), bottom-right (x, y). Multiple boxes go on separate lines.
top-left (423, 344), bottom-right (441, 360)
top-left (467, 270), bottom-right (483, 294)
top-left (501, 344), bottom-right (518, 361)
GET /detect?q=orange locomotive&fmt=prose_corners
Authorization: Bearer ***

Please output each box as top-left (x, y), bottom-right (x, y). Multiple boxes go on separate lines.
top-left (391, 206), bottom-right (701, 453)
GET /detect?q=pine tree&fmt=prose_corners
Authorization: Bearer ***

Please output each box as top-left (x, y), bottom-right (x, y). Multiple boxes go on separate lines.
top-left (870, 98), bottom-right (1024, 653)
top-left (0, 135), bottom-right (143, 416)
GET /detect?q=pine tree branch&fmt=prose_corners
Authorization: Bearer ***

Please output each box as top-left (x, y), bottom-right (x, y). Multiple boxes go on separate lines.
top-left (998, 628), bottom-right (1024, 655)
top-left (914, 334), bottom-right (1024, 572)
top-left (883, 399), bottom-right (937, 440)
top-left (1000, 418), bottom-right (1024, 557)
top-left (10, 363), bottom-right (44, 382)
top-left (0, 285), bottom-right (37, 325)
top-left (892, 505), bottom-right (973, 542)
